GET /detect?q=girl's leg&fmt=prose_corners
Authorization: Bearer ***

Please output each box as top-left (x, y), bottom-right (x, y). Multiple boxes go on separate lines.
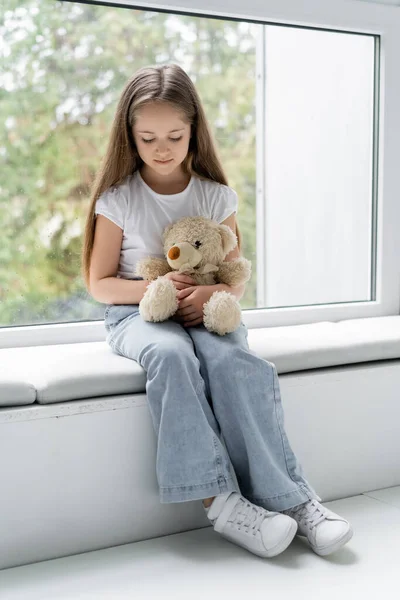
top-left (187, 322), bottom-right (321, 512)
top-left (104, 304), bottom-right (241, 504)
top-left (104, 307), bottom-right (342, 559)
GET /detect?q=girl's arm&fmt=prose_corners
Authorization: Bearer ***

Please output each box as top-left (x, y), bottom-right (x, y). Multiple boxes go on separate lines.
top-left (91, 276), bottom-right (151, 305)
top-left (89, 215), bottom-right (151, 304)
top-left (215, 212), bottom-right (246, 301)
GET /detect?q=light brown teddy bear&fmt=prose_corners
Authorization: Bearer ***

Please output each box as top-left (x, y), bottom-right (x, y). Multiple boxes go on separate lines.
top-left (135, 216), bottom-right (251, 335)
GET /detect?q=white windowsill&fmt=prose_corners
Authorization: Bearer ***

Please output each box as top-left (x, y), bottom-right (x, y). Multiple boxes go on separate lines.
top-left (0, 300), bottom-right (397, 349)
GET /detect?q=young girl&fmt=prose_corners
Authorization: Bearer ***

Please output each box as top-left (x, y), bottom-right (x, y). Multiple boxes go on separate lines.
top-left (83, 63), bottom-right (353, 559)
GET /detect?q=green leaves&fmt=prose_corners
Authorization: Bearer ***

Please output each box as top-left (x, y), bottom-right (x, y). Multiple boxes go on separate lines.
top-left (1, 1), bottom-right (257, 325)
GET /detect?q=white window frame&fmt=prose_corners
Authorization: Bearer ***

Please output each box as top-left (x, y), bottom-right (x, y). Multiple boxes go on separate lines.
top-left (1, 0), bottom-right (399, 348)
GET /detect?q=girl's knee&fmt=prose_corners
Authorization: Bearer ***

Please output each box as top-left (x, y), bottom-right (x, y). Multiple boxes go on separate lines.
top-left (139, 338), bottom-right (195, 370)
top-left (210, 346), bottom-right (276, 378)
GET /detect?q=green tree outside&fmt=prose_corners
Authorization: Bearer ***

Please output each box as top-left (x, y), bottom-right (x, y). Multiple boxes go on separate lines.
top-left (0, 0), bottom-right (258, 327)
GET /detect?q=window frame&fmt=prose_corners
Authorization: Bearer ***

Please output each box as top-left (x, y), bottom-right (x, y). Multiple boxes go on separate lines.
top-left (1, 0), bottom-right (399, 348)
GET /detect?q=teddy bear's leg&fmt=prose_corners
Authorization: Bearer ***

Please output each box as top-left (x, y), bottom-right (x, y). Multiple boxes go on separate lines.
top-left (203, 290), bottom-right (242, 336)
top-left (139, 278), bottom-right (179, 322)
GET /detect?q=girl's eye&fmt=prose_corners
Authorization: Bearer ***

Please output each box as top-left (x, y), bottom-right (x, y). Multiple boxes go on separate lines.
top-left (141, 137), bottom-right (183, 144)
top-left (194, 241), bottom-right (202, 248)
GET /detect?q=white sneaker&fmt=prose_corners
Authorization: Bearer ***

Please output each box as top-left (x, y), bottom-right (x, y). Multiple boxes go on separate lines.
top-left (204, 491), bottom-right (298, 558)
top-left (282, 498), bottom-right (354, 556)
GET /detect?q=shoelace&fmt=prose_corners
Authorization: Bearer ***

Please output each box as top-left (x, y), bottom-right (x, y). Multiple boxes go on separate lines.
top-left (229, 498), bottom-right (267, 536)
top-left (287, 499), bottom-right (328, 530)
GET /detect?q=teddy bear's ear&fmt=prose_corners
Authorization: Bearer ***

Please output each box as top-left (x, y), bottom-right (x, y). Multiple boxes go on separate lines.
top-left (218, 224), bottom-right (237, 255)
top-left (162, 223), bottom-right (174, 242)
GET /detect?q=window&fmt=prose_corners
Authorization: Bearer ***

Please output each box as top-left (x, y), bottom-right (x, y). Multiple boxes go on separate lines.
top-left (1, 1), bottom-right (257, 327)
top-left (1, 0), bottom-right (399, 346)
top-left (256, 25), bottom-right (377, 309)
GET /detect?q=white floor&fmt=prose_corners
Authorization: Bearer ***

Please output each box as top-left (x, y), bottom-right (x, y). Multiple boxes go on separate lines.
top-left (1, 486), bottom-right (400, 600)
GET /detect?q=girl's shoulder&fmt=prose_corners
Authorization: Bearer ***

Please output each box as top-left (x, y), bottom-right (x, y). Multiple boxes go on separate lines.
top-left (97, 173), bottom-right (140, 205)
top-left (193, 175), bottom-right (237, 199)
top-left (94, 175), bottom-right (136, 229)
top-left (110, 172), bottom-right (137, 196)
top-left (192, 176), bottom-right (238, 223)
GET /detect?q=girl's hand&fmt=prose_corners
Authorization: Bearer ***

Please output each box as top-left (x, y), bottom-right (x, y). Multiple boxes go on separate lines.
top-left (162, 271), bottom-right (197, 291)
top-left (174, 285), bottom-right (214, 327)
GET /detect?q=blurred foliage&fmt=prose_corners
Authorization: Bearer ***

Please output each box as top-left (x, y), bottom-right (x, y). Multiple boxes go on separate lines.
top-left (0, 0), bottom-right (258, 327)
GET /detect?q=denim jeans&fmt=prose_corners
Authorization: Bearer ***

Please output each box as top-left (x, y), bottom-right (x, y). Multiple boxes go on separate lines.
top-left (104, 300), bottom-right (321, 511)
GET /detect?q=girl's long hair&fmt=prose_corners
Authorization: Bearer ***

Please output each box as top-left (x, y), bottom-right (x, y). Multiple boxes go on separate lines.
top-left (82, 63), bottom-right (242, 289)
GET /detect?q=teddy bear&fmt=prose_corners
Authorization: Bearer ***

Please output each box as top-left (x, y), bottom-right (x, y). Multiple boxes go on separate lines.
top-left (134, 216), bottom-right (252, 335)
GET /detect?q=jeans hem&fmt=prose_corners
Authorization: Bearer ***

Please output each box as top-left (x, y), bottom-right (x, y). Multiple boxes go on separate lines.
top-left (245, 484), bottom-right (322, 512)
top-left (159, 476), bottom-right (240, 504)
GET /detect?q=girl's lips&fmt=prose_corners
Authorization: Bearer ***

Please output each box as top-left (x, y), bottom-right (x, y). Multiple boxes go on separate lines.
top-left (154, 159), bottom-right (173, 164)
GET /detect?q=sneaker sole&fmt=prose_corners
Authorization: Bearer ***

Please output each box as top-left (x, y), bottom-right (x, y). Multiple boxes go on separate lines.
top-left (309, 524), bottom-right (354, 556)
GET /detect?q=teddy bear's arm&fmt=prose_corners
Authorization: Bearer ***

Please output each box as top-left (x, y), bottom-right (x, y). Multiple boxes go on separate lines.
top-left (217, 258), bottom-right (252, 287)
top-left (135, 257), bottom-right (172, 281)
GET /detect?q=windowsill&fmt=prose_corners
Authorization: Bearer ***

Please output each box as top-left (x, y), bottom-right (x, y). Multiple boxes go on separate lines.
top-left (1, 315), bottom-right (400, 410)
top-left (0, 300), bottom-right (396, 350)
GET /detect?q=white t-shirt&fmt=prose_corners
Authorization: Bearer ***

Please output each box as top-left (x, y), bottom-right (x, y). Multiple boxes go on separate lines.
top-left (94, 170), bottom-right (238, 279)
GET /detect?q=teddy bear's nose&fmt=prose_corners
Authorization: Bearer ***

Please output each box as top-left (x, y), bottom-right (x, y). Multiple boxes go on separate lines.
top-left (168, 246), bottom-right (180, 260)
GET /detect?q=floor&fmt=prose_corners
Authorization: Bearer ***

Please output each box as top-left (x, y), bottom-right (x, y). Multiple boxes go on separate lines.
top-left (1, 486), bottom-right (400, 600)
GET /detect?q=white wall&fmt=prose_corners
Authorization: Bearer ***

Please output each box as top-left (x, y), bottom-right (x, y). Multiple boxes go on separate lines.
top-left (355, 0), bottom-right (399, 5)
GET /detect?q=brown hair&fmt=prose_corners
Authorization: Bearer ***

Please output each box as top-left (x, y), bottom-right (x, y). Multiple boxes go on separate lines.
top-left (82, 63), bottom-right (242, 289)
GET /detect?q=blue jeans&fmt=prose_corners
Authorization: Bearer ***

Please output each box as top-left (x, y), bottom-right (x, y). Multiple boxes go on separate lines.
top-left (104, 302), bottom-right (321, 511)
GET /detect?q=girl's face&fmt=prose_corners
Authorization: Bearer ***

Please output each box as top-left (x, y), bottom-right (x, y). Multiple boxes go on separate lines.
top-left (133, 102), bottom-right (191, 176)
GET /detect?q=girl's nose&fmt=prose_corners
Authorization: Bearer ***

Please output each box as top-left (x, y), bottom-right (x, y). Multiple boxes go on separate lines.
top-left (156, 140), bottom-right (169, 154)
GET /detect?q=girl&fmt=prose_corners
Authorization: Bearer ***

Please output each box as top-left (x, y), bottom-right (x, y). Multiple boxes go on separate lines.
top-left (82, 63), bottom-right (353, 559)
